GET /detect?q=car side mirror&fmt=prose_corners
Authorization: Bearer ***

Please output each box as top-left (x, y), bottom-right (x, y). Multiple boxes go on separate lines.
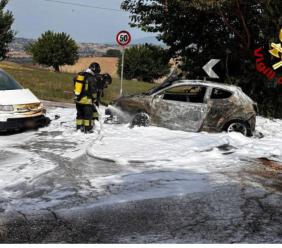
top-left (153, 94), bottom-right (163, 100)
top-left (151, 94), bottom-right (163, 104)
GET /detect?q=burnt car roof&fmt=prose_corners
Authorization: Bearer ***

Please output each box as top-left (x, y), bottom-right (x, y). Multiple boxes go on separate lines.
top-left (146, 79), bottom-right (241, 95)
top-left (148, 79), bottom-right (241, 94)
top-left (176, 80), bottom-right (240, 91)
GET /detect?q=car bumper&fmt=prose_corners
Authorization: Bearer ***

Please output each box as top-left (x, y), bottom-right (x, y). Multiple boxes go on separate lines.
top-left (0, 115), bottom-right (50, 132)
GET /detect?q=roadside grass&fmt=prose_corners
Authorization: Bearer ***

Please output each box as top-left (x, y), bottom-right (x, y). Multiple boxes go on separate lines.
top-left (0, 61), bottom-right (155, 104)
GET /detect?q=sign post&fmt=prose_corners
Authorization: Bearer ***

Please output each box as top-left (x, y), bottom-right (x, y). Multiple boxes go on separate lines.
top-left (120, 49), bottom-right (125, 96)
top-left (116, 30), bottom-right (131, 96)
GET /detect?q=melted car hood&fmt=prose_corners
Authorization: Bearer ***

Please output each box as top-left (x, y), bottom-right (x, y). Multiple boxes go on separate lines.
top-left (0, 89), bottom-right (40, 105)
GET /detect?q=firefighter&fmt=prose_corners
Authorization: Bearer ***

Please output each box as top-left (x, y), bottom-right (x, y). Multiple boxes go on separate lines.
top-left (93, 73), bottom-right (113, 121)
top-left (101, 73), bottom-right (113, 93)
top-left (74, 62), bottom-right (100, 133)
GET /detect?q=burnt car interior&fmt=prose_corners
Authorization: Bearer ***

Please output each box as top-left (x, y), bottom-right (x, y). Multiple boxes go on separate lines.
top-left (162, 85), bottom-right (207, 103)
top-left (210, 88), bottom-right (233, 99)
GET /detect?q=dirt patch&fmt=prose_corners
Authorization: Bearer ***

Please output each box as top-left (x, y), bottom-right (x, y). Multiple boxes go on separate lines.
top-left (61, 57), bottom-right (119, 77)
top-left (250, 158), bottom-right (282, 178)
top-left (0, 61), bottom-right (35, 71)
top-left (244, 158), bottom-right (282, 192)
top-left (259, 158), bottom-right (282, 171)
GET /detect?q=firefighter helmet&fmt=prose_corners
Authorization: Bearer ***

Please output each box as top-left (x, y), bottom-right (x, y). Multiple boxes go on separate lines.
top-left (102, 73), bottom-right (112, 87)
top-left (89, 62), bottom-right (101, 74)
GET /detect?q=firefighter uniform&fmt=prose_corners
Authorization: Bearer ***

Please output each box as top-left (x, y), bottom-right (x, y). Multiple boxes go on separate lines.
top-left (93, 73), bottom-right (112, 121)
top-left (74, 70), bottom-right (97, 132)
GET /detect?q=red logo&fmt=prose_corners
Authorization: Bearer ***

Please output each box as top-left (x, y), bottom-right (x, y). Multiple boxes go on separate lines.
top-left (254, 29), bottom-right (282, 85)
top-left (254, 47), bottom-right (282, 85)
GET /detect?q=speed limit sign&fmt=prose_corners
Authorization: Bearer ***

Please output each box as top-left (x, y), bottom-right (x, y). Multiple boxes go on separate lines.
top-left (116, 30), bottom-right (132, 96)
top-left (116, 30), bottom-right (131, 47)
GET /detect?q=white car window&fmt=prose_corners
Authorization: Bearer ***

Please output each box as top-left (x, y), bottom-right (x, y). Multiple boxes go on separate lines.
top-left (0, 70), bottom-right (23, 90)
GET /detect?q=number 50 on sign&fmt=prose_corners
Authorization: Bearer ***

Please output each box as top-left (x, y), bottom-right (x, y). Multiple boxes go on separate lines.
top-left (116, 30), bottom-right (132, 96)
top-left (116, 30), bottom-right (131, 47)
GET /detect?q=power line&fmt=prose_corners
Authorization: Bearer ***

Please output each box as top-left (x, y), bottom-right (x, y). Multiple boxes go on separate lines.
top-left (42, 0), bottom-right (125, 13)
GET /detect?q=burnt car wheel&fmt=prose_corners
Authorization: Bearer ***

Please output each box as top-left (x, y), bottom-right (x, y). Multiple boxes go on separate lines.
top-left (225, 120), bottom-right (251, 136)
top-left (104, 108), bottom-right (114, 123)
top-left (130, 112), bottom-right (150, 128)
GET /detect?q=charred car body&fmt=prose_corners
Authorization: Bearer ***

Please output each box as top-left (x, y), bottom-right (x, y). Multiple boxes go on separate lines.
top-left (0, 69), bottom-right (50, 132)
top-left (106, 80), bottom-right (257, 136)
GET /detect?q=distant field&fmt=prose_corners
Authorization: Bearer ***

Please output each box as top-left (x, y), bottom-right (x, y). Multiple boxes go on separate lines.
top-left (61, 57), bottom-right (119, 78)
top-left (0, 61), bottom-right (155, 104)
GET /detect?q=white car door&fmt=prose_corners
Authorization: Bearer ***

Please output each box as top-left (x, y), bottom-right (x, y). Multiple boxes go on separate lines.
top-left (150, 85), bottom-right (209, 132)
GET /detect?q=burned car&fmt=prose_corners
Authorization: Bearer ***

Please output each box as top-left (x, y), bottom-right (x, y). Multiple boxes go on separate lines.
top-left (106, 80), bottom-right (257, 136)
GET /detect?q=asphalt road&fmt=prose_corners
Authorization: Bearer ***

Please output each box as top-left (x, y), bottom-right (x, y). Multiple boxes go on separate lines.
top-left (1, 163), bottom-right (282, 243)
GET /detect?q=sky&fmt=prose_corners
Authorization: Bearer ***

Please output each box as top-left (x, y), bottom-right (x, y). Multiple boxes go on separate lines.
top-left (6, 0), bottom-right (150, 43)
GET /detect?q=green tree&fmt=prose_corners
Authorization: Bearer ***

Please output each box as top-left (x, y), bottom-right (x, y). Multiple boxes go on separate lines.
top-left (121, 0), bottom-right (282, 118)
top-left (26, 31), bottom-right (79, 72)
top-left (0, 0), bottom-right (15, 60)
top-left (104, 49), bottom-right (122, 58)
top-left (118, 44), bottom-right (170, 83)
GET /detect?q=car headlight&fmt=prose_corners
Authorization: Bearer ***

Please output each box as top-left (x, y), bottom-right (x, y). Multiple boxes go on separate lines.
top-left (39, 103), bottom-right (44, 109)
top-left (0, 105), bottom-right (14, 112)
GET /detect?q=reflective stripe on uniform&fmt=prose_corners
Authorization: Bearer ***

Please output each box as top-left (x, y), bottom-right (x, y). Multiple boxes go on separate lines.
top-left (93, 112), bottom-right (99, 118)
top-left (84, 119), bottom-right (92, 127)
top-left (76, 119), bottom-right (83, 125)
top-left (78, 96), bottom-right (92, 105)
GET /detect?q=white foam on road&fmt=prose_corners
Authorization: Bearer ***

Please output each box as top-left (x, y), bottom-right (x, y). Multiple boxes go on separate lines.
top-left (88, 116), bottom-right (282, 166)
top-left (0, 131), bottom-right (34, 148)
top-left (1, 107), bottom-right (282, 210)
top-left (84, 115), bottom-right (282, 206)
top-left (2, 106), bottom-right (279, 167)
top-left (0, 147), bottom-right (56, 198)
top-left (1, 107), bottom-right (281, 191)
top-left (88, 125), bottom-right (227, 163)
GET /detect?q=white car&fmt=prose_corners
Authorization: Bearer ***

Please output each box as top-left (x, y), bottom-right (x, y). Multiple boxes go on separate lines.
top-left (0, 69), bottom-right (50, 132)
